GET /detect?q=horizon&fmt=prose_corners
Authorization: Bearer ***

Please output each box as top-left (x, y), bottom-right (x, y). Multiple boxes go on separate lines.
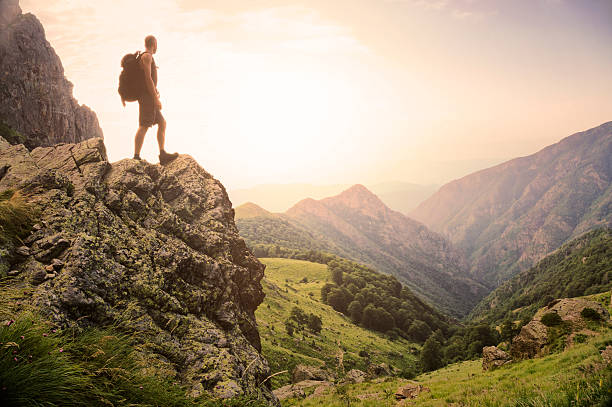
top-left (21, 0), bottom-right (612, 190)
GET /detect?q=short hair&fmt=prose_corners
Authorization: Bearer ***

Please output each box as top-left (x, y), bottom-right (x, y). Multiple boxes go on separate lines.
top-left (145, 35), bottom-right (157, 49)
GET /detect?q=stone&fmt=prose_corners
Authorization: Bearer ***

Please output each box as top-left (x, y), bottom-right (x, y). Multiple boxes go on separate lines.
top-left (0, 2), bottom-right (102, 149)
top-left (7, 269), bottom-right (20, 276)
top-left (292, 364), bottom-right (332, 383)
top-left (273, 380), bottom-right (331, 401)
top-left (367, 362), bottom-right (392, 378)
top-left (482, 346), bottom-right (512, 370)
top-left (51, 258), bottom-right (64, 271)
top-left (0, 137), bottom-right (276, 404)
top-left (510, 320), bottom-right (548, 359)
top-left (14, 246), bottom-right (30, 257)
top-left (395, 381), bottom-right (430, 400)
top-left (343, 369), bottom-right (367, 384)
top-left (533, 298), bottom-right (609, 327)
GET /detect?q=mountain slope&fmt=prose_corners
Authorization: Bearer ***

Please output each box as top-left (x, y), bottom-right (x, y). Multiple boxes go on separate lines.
top-left (411, 121), bottom-right (612, 286)
top-left (282, 184), bottom-right (489, 318)
top-left (0, 0), bottom-right (102, 148)
top-left (255, 258), bottom-right (424, 389)
top-left (468, 228), bottom-right (612, 325)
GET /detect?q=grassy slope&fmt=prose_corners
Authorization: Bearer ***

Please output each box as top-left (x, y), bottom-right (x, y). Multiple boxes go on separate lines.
top-left (282, 290), bottom-right (612, 406)
top-left (285, 335), bottom-right (612, 406)
top-left (256, 258), bottom-right (419, 389)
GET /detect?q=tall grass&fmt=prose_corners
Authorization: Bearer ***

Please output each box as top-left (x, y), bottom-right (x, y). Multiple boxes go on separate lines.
top-left (0, 189), bottom-right (37, 246)
top-left (0, 311), bottom-right (270, 406)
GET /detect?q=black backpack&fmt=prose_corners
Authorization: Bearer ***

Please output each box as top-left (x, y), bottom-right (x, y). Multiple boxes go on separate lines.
top-left (118, 51), bottom-right (145, 102)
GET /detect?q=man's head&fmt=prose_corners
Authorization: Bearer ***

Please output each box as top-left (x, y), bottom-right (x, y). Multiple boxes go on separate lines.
top-left (145, 35), bottom-right (157, 53)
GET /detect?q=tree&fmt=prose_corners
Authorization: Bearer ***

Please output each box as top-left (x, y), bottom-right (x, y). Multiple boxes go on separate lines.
top-left (320, 283), bottom-right (336, 303)
top-left (420, 336), bottom-right (443, 372)
top-left (290, 306), bottom-right (309, 326)
top-left (407, 320), bottom-right (432, 343)
top-left (500, 319), bottom-right (517, 343)
top-left (347, 300), bottom-right (363, 323)
top-left (331, 266), bottom-right (343, 286)
top-left (285, 320), bottom-right (296, 336)
top-left (307, 314), bottom-right (322, 334)
top-left (327, 288), bottom-right (350, 313)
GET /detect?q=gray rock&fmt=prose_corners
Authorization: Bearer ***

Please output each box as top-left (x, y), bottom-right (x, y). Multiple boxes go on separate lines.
top-left (291, 364), bottom-right (332, 383)
top-left (0, 1), bottom-right (102, 149)
top-left (510, 320), bottom-right (548, 359)
top-left (0, 137), bottom-right (276, 404)
top-left (482, 346), bottom-right (512, 370)
top-left (367, 362), bottom-right (392, 378)
top-left (343, 369), bottom-right (367, 384)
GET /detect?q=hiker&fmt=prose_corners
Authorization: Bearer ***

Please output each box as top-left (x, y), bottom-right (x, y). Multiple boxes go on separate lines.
top-left (122, 35), bottom-right (178, 165)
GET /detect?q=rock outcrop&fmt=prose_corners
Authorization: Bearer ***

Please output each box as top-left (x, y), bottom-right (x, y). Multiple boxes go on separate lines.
top-left (482, 346), bottom-right (512, 370)
top-left (395, 382), bottom-right (430, 400)
top-left (533, 298), bottom-right (609, 327)
top-left (0, 0), bottom-right (103, 149)
top-left (510, 320), bottom-right (549, 359)
top-left (0, 137), bottom-right (276, 404)
top-left (291, 364), bottom-right (333, 383)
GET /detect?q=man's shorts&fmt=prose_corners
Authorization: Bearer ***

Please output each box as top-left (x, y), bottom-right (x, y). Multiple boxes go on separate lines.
top-left (138, 95), bottom-right (164, 128)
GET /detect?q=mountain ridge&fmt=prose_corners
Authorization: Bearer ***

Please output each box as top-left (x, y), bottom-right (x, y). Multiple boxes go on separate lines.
top-left (411, 121), bottom-right (612, 286)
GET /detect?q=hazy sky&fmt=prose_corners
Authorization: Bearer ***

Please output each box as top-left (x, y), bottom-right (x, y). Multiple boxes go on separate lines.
top-left (21, 0), bottom-right (612, 190)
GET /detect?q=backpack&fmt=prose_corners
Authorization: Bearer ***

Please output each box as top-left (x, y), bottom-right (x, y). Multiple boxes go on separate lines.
top-left (118, 51), bottom-right (145, 102)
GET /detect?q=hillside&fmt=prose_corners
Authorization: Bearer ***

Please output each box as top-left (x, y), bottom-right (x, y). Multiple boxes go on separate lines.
top-left (283, 330), bottom-right (612, 406)
top-left (281, 185), bottom-right (489, 318)
top-left (282, 291), bottom-right (612, 406)
top-left (469, 228), bottom-right (612, 325)
top-left (411, 121), bottom-right (612, 287)
top-left (255, 258), bottom-right (426, 389)
top-left (235, 204), bottom-right (346, 257)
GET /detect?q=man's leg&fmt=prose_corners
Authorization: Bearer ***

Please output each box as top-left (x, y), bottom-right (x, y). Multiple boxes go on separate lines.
top-left (156, 115), bottom-right (166, 152)
top-left (134, 126), bottom-right (148, 157)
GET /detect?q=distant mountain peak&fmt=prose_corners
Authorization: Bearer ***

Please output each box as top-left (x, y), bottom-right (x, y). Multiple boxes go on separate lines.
top-left (234, 201), bottom-right (274, 219)
top-left (324, 184), bottom-right (389, 216)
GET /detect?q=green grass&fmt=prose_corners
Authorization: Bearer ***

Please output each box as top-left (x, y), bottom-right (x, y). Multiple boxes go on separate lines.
top-left (0, 190), bottom-right (37, 247)
top-left (282, 328), bottom-right (612, 406)
top-left (0, 283), bottom-right (270, 406)
top-left (256, 258), bottom-right (420, 389)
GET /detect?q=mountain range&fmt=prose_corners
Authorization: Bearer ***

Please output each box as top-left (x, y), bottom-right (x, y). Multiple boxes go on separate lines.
top-left (411, 121), bottom-right (612, 287)
top-left (236, 185), bottom-right (490, 318)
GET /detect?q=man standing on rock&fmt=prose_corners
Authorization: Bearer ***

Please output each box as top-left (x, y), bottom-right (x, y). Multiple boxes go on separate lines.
top-left (125, 35), bottom-right (178, 165)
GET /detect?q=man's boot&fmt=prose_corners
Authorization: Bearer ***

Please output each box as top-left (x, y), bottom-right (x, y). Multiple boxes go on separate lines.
top-left (159, 149), bottom-right (179, 165)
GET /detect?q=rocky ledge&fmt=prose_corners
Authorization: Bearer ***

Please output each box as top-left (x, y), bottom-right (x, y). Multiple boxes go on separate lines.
top-left (0, 136), bottom-right (277, 404)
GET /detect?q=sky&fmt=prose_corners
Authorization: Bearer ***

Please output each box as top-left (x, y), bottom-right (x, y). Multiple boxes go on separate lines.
top-left (20, 0), bottom-right (612, 190)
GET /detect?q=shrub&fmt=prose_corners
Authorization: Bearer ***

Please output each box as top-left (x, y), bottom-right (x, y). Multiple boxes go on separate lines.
top-left (580, 307), bottom-right (601, 321)
top-left (541, 312), bottom-right (563, 327)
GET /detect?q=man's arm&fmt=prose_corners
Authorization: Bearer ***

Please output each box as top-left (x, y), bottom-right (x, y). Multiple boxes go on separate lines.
top-left (141, 53), bottom-right (162, 110)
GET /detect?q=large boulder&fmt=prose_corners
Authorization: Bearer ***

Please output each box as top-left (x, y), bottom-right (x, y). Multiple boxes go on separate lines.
top-left (510, 320), bottom-right (548, 359)
top-left (367, 362), bottom-right (392, 378)
top-left (395, 381), bottom-right (430, 400)
top-left (343, 369), bottom-right (367, 384)
top-left (291, 364), bottom-right (332, 383)
top-left (0, 137), bottom-right (276, 404)
top-left (273, 380), bottom-right (332, 401)
top-left (482, 346), bottom-right (512, 370)
top-left (533, 298), bottom-right (609, 327)
top-left (0, 0), bottom-right (103, 148)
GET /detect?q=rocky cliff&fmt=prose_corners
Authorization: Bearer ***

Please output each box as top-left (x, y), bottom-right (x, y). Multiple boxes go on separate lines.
top-left (0, 136), bottom-right (276, 403)
top-left (411, 121), bottom-right (612, 287)
top-left (0, 0), bottom-right (102, 148)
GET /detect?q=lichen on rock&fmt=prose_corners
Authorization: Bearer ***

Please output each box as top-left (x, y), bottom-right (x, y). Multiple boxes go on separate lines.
top-left (0, 136), bottom-right (277, 404)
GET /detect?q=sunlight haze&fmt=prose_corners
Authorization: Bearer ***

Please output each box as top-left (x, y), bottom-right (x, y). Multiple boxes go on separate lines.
top-left (21, 0), bottom-right (612, 190)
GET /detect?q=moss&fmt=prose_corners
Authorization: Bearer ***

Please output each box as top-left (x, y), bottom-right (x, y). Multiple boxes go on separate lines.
top-left (0, 120), bottom-right (25, 145)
